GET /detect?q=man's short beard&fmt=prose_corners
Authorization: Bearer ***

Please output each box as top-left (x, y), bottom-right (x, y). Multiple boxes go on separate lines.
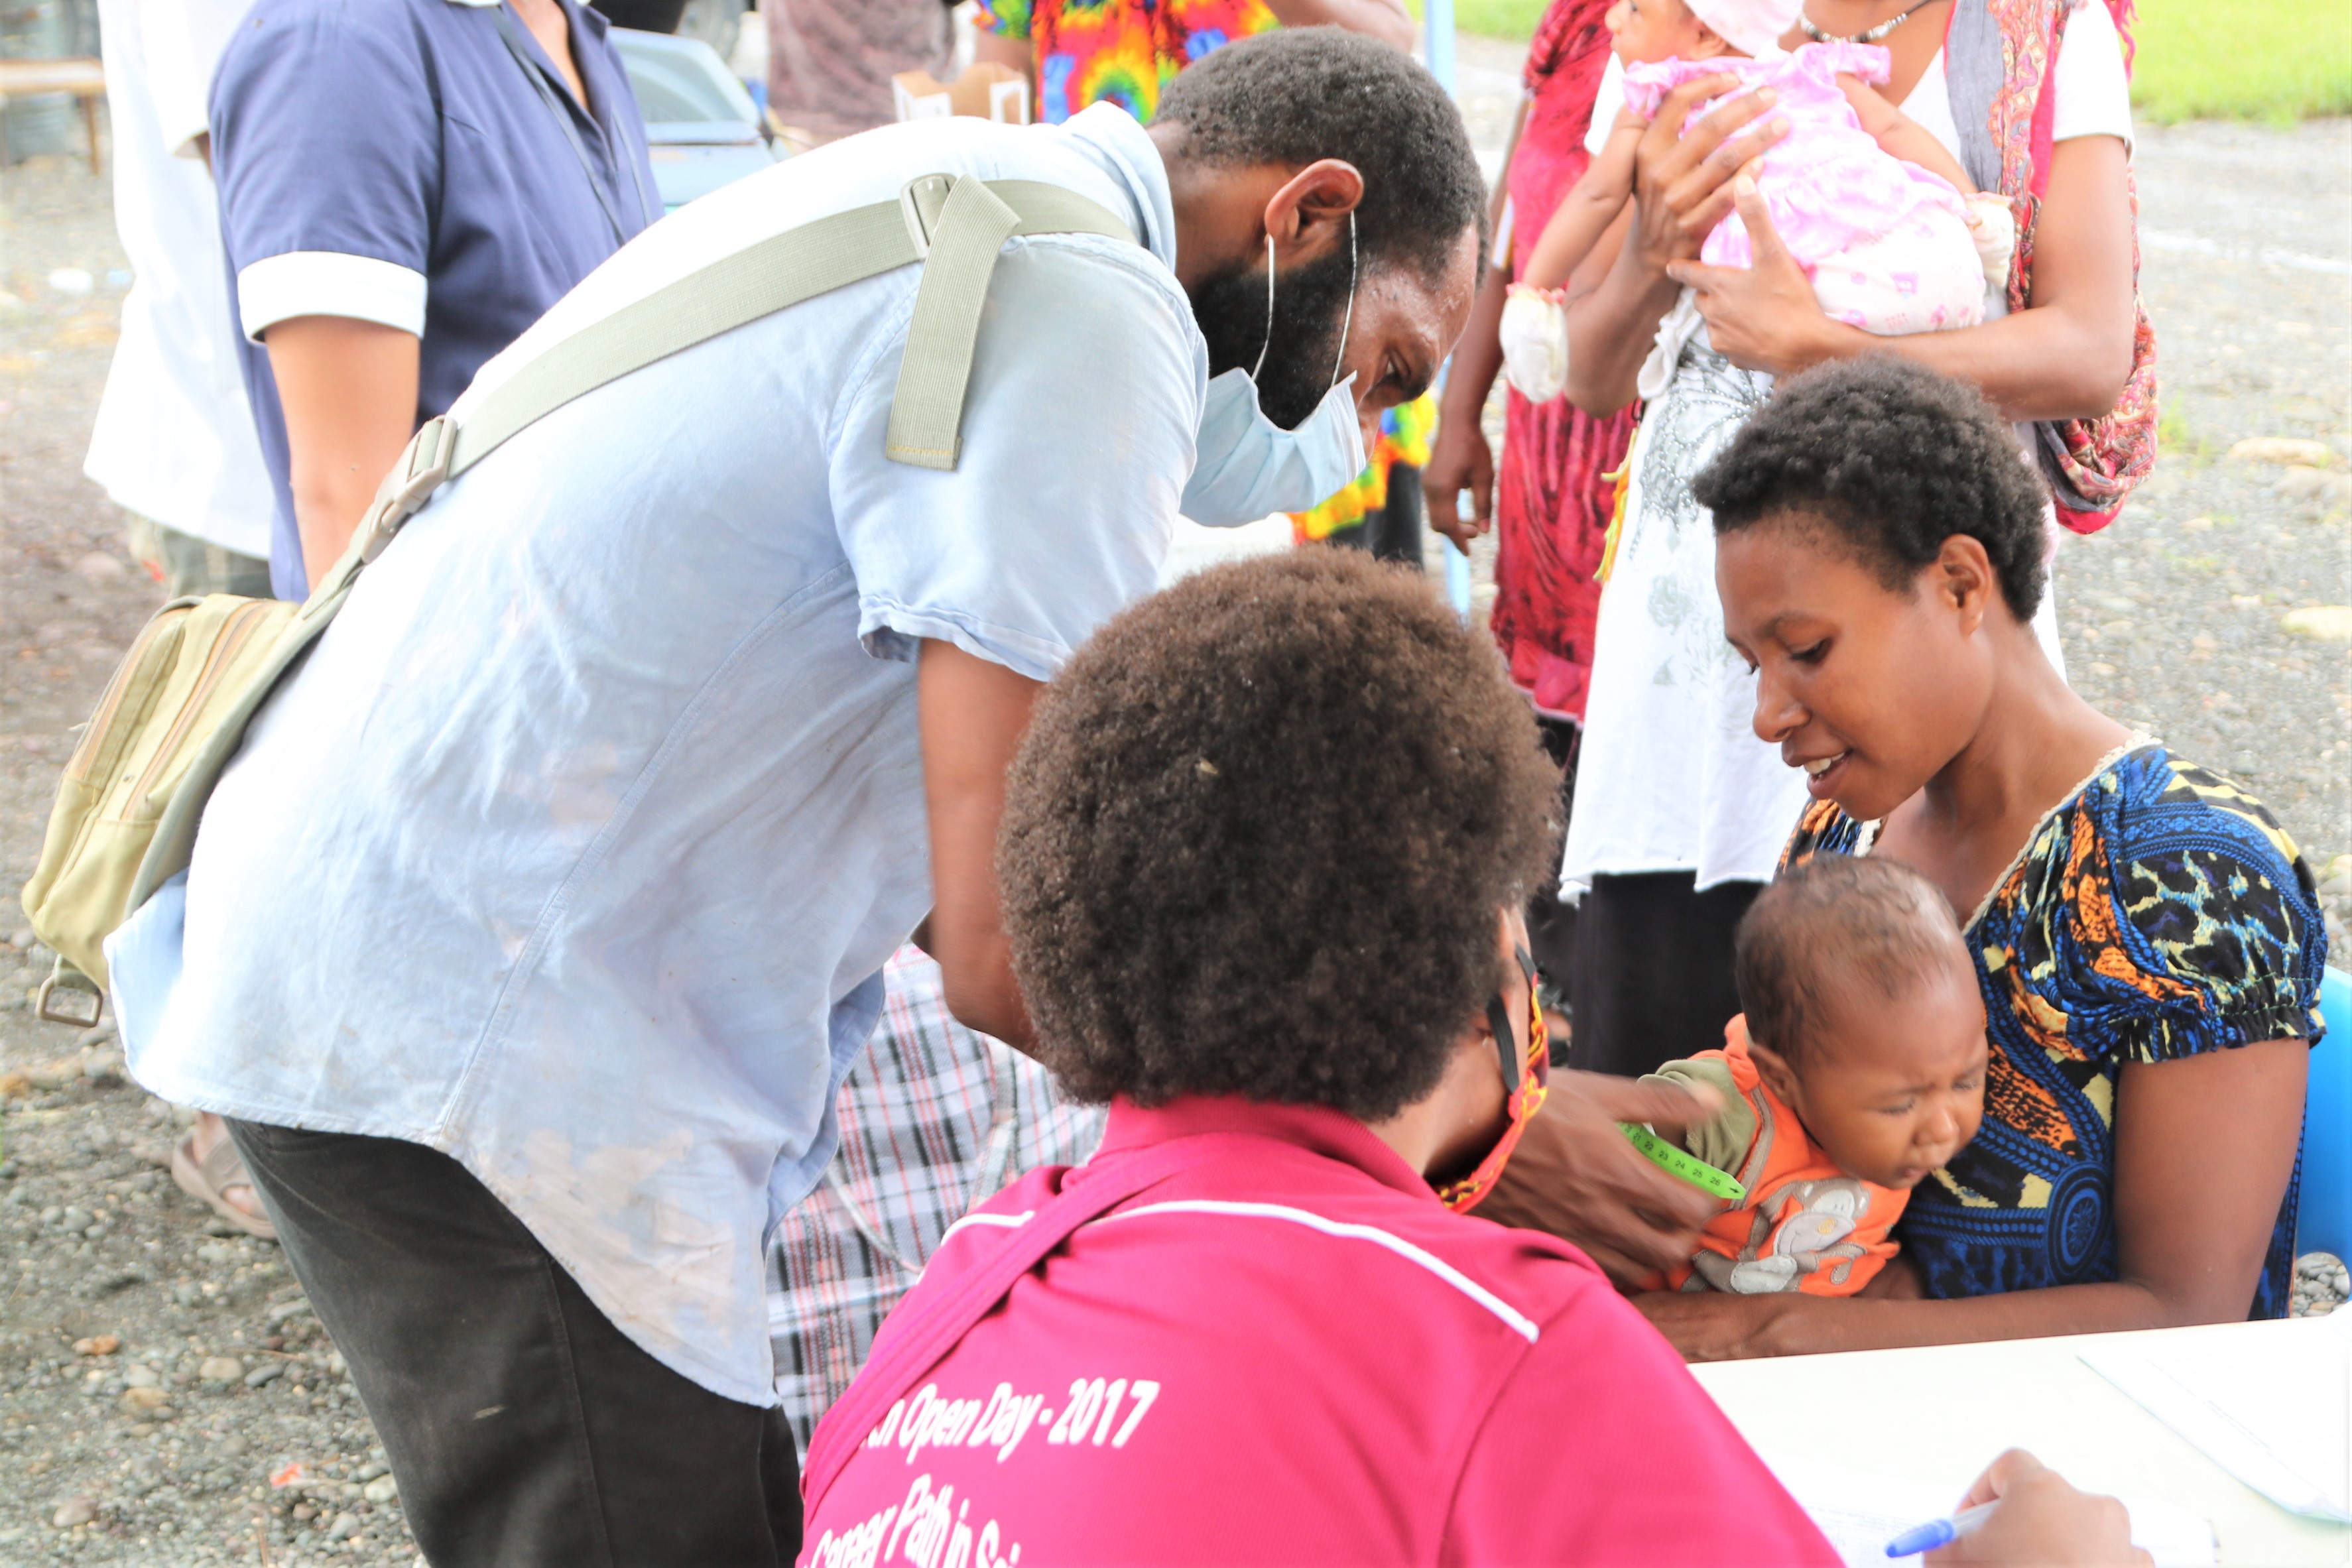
top-left (1188, 244), bottom-right (1355, 431)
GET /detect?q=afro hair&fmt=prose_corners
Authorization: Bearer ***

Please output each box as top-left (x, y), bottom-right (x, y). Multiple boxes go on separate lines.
top-left (997, 550), bottom-right (1560, 1122)
top-left (1154, 29), bottom-right (1488, 284)
top-left (1692, 355), bottom-right (2053, 619)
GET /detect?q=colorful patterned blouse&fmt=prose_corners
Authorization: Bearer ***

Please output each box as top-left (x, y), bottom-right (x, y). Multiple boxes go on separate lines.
top-left (1781, 743), bottom-right (2327, 1319)
top-left (973, 0), bottom-right (1278, 127)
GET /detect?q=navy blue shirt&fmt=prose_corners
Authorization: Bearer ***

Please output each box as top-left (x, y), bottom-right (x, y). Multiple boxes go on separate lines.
top-left (211, 0), bottom-right (658, 597)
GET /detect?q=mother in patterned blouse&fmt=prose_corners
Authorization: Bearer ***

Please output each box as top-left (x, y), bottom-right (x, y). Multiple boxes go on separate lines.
top-left (1635, 356), bottom-right (2327, 1360)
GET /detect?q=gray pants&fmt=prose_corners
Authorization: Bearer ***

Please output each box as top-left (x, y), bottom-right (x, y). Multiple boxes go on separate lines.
top-left (125, 513), bottom-right (273, 599)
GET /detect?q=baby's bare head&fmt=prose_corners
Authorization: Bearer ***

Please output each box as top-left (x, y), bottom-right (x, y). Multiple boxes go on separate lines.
top-left (1735, 856), bottom-right (1987, 1189)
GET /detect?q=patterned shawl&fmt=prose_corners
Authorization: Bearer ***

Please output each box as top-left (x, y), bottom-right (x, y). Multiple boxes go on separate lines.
top-left (1948, 0), bottom-right (2154, 533)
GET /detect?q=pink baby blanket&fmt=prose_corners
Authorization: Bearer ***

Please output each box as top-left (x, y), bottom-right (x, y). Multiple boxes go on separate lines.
top-left (1622, 43), bottom-right (1968, 272)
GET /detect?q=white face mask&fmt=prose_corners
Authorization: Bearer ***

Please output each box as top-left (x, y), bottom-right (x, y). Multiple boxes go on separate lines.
top-left (1180, 217), bottom-right (1369, 527)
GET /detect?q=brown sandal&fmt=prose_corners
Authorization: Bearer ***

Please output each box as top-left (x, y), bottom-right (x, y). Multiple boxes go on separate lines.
top-left (171, 1128), bottom-right (277, 1240)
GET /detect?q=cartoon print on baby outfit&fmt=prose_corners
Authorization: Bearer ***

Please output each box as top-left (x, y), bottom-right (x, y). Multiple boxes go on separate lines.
top-left (1694, 1176), bottom-right (1876, 1295)
top-left (1641, 1023), bottom-right (1910, 1298)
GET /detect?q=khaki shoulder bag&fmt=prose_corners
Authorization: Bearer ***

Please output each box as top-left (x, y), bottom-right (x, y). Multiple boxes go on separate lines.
top-left (20, 173), bottom-right (1133, 1024)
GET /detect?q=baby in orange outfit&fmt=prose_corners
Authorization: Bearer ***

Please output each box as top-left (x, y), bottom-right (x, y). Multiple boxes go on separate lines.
top-left (1639, 855), bottom-right (1987, 1296)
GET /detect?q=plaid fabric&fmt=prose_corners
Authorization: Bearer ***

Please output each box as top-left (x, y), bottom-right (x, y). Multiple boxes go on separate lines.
top-left (765, 947), bottom-right (1105, 1446)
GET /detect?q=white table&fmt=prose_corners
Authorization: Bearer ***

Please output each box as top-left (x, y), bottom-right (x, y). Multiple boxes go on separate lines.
top-left (1690, 1317), bottom-right (2352, 1567)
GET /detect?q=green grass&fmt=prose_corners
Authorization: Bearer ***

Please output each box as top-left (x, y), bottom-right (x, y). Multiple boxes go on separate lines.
top-left (1418, 0), bottom-right (2350, 123)
top-left (2128, 0), bottom-right (2351, 123)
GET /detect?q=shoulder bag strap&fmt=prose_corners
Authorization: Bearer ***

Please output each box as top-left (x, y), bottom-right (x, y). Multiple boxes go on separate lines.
top-left (799, 1136), bottom-right (1231, 1514)
top-left (345, 172), bottom-right (1132, 574)
top-left (124, 172), bottom-right (1133, 917)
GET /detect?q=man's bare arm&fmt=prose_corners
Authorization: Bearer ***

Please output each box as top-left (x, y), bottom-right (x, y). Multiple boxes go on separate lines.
top-left (918, 638), bottom-right (1043, 1051)
top-left (263, 316), bottom-right (419, 590)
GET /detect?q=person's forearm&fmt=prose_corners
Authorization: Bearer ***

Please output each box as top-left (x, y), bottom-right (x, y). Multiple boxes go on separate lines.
top-left (1724, 1278), bottom-right (2217, 1361)
top-left (1873, 119), bottom-right (1972, 192)
top-left (1522, 191), bottom-right (1631, 291)
top-left (265, 315), bottom-right (421, 591)
top-left (1264, 0), bottom-right (1417, 50)
top-left (290, 459), bottom-right (398, 590)
top-left (1773, 300), bottom-right (2128, 423)
top-left (916, 639), bottom-right (1041, 1052)
top-left (1563, 225), bottom-right (1680, 414)
top-left (1524, 132), bottom-right (1639, 289)
top-left (1841, 77), bottom-right (1973, 192)
top-left (1444, 261), bottom-right (1508, 431)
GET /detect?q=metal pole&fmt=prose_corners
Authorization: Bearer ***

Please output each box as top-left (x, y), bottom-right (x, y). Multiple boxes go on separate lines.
top-left (1426, 0), bottom-right (1474, 618)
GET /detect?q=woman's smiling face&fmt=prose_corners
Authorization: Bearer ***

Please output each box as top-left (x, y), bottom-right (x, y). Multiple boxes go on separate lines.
top-left (1715, 513), bottom-right (2002, 823)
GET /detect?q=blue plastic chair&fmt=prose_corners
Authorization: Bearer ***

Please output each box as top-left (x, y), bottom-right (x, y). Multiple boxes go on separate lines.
top-left (2296, 966), bottom-right (2352, 1261)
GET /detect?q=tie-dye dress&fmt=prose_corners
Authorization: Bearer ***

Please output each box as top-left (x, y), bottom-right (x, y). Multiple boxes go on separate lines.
top-left (1780, 742), bottom-right (2328, 1318)
top-left (971, 0), bottom-right (1277, 127)
top-left (973, 0), bottom-right (1438, 546)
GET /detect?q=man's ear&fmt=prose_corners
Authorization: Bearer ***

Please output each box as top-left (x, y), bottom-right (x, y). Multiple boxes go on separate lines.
top-left (1746, 1036), bottom-right (1803, 1107)
top-left (1263, 158), bottom-right (1365, 267)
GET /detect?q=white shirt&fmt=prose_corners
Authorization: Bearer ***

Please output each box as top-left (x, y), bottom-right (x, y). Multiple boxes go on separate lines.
top-left (1564, 6), bottom-right (2130, 894)
top-left (82, 0), bottom-right (274, 558)
top-left (132, 105), bottom-right (1205, 1406)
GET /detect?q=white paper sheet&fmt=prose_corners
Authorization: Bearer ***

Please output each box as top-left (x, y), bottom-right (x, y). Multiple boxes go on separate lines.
top-left (2078, 1312), bottom-right (2352, 1524)
top-left (1761, 1453), bottom-right (2218, 1567)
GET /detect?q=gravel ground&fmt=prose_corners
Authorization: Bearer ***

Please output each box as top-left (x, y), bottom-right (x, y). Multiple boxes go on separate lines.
top-left (2, 99), bottom-right (2347, 1565)
top-left (0, 152), bottom-right (420, 1566)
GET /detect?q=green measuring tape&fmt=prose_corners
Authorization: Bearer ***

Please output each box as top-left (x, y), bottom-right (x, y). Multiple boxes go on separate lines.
top-left (1618, 1122), bottom-right (1747, 1204)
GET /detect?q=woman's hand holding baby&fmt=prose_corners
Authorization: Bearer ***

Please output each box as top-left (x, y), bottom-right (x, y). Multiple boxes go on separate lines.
top-left (1564, 76), bottom-right (1790, 411)
top-left (1629, 78), bottom-right (1790, 276)
top-left (1668, 178), bottom-right (1856, 377)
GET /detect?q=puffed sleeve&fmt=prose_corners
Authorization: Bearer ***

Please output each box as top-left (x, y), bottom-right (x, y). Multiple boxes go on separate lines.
top-left (2095, 758), bottom-right (2327, 1061)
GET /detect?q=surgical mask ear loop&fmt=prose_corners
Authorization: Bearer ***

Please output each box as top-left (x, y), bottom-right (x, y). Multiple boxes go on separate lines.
top-left (1328, 211), bottom-right (1357, 392)
top-left (1249, 233), bottom-right (1276, 383)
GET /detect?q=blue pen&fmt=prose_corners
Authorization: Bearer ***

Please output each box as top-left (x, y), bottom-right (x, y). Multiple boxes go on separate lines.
top-left (1883, 1500), bottom-right (2000, 1557)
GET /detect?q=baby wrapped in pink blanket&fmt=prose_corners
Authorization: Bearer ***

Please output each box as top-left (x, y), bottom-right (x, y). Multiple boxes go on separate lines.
top-left (1627, 42), bottom-right (1985, 341)
top-left (1499, 0), bottom-right (2013, 402)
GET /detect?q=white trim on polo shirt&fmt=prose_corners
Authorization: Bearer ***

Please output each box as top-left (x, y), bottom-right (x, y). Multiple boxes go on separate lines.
top-left (237, 252), bottom-right (428, 342)
top-left (1095, 1200), bottom-right (1544, 1343)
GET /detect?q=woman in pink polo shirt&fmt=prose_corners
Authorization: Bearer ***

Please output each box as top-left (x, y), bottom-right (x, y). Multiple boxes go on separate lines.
top-left (799, 550), bottom-right (2142, 1567)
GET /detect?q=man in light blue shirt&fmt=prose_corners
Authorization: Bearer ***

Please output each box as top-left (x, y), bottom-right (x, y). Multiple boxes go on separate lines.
top-left (134, 30), bottom-right (1484, 1565)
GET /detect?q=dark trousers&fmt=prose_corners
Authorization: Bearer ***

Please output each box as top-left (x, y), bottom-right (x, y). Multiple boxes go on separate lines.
top-left (227, 1120), bottom-right (802, 1568)
top-left (1564, 871), bottom-right (1763, 1079)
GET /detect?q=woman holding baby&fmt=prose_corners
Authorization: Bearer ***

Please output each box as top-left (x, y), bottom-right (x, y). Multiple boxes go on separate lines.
top-left (1628, 357), bottom-right (2327, 1358)
top-left (1533, 0), bottom-right (2142, 1078)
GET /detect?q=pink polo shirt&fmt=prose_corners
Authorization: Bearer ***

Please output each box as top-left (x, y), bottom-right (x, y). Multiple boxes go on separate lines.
top-left (801, 1097), bottom-right (1837, 1567)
